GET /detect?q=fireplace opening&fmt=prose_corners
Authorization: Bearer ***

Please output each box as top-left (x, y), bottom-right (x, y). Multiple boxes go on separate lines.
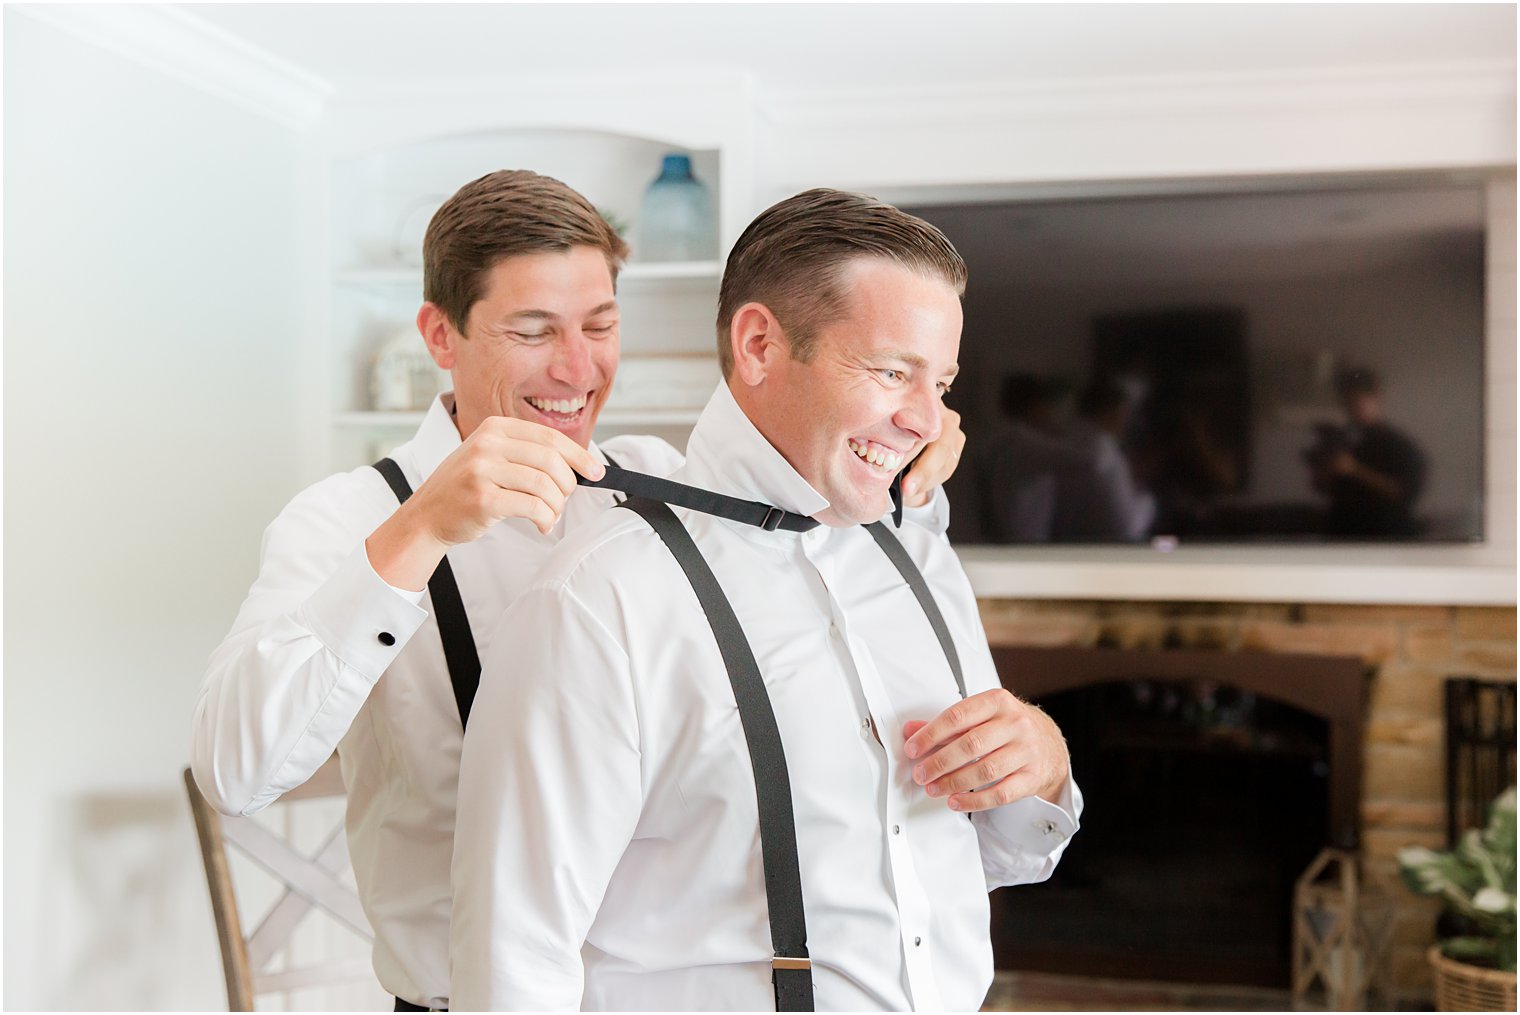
top-left (989, 646), bottom-right (1368, 989)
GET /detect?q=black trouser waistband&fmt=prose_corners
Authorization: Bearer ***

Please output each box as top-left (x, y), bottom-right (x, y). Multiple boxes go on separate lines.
top-left (394, 998), bottom-right (445, 1012)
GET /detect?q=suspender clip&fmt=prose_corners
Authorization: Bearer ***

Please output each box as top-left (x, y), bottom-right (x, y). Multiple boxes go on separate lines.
top-left (761, 507), bottom-right (784, 531)
top-left (772, 955), bottom-right (812, 971)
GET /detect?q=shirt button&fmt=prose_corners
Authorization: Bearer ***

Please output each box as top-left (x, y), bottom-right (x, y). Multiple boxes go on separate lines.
top-left (378, 631), bottom-right (396, 646)
top-left (892, 824), bottom-right (901, 835)
top-left (914, 936), bottom-right (923, 947)
top-left (861, 717), bottom-right (871, 729)
top-left (1038, 819), bottom-right (1058, 835)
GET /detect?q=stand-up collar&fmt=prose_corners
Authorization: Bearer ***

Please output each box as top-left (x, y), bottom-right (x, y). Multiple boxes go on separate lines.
top-left (410, 394), bottom-right (464, 482)
top-left (681, 383), bottom-right (831, 520)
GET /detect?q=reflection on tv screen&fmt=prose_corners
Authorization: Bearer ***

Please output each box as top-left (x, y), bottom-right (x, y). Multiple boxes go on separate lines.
top-left (908, 178), bottom-right (1487, 546)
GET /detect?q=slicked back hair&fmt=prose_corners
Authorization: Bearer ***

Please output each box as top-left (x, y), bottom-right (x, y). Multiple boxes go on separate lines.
top-left (423, 169), bottom-right (629, 332)
top-left (716, 189), bottom-right (967, 377)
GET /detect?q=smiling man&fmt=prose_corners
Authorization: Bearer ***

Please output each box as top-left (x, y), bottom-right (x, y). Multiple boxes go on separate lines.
top-left (450, 190), bottom-right (1081, 1012)
top-left (190, 172), bottom-right (967, 1012)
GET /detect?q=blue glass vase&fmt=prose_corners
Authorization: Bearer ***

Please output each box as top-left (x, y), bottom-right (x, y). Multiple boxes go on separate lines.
top-left (636, 154), bottom-right (717, 262)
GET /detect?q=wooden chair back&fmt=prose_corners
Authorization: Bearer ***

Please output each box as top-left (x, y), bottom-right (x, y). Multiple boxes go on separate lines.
top-left (183, 757), bottom-right (375, 1010)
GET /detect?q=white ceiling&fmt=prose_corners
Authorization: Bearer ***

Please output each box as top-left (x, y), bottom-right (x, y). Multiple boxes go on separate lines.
top-left (182, 3), bottom-right (1515, 95)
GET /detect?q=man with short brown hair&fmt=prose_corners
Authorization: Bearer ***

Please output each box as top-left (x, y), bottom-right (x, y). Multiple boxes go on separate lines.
top-left (714, 187), bottom-right (968, 378)
top-left (191, 172), bottom-right (968, 1010)
top-left (451, 190), bottom-right (1079, 1011)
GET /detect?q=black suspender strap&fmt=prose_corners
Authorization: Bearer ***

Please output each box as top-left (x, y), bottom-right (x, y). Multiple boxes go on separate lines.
top-left (587, 465), bottom-right (960, 698)
top-left (372, 458), bottom-right (482, 730)
top-left (370, 451), bottom-right (626, 729)
top-left (595, 463), bottom-right (961, 1011)
top-left (581, 466), bottom-right (819, 532)
top-left (863, 522), bottom-right (966, 700)
top-left (619, 496), bottom-right (815, 1012)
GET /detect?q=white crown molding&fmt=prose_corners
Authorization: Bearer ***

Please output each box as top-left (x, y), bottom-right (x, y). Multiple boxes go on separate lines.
top-left (756, 61), bottom-right (1518, 127)
top-left (321, 69), bottom-right (758, 157)
top-left (10, 3), bottom-right (332, 131)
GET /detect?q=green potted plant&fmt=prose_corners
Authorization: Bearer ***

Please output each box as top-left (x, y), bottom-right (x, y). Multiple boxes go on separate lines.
top-left (1398, 786), bottom-right (1516, 1010)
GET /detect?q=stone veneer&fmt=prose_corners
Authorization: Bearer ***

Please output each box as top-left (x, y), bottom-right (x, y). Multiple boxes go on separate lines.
top-left (974, 597), bottom-right (1517, 1000)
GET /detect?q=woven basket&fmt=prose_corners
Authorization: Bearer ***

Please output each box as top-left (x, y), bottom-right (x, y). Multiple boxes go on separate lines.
top-left (1429, 945), bottom-right (1517, 1012)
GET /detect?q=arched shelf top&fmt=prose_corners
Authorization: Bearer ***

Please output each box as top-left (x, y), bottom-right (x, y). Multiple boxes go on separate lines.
top-left (339, 123), bottom-right (716, 166)
top-left (331, 125), bottom-right (724, 271)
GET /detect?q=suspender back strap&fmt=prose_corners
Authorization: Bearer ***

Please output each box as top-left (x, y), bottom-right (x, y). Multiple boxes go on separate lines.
top-left (620, 496), bottom-right (815, 1012)
top-left (372, 458), bottom-right (482, 730)
top-left (586, 463), bottom-right (961, 700)
top-left (863, 521), bottom-right (966, 700)
top-left (581, 466), bottom-right (819, 532)
top-left (371, 451), bottom-right (624, 730)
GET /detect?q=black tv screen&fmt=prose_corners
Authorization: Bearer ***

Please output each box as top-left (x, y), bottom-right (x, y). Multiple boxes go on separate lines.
top-left (908, 178), bottom-right (1487, 546)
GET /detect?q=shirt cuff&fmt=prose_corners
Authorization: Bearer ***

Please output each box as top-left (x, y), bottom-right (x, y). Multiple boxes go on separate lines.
top-left (298, 543), bottom-right (430, 680)
top-left (900, 483), bottom-right (951, 536)
top-left (1000, 778), bottom-right (1080, 848)
top-left (975, 776), bottom-right (1084, 888)
top-left (365, 549), bottom-right (427, 606)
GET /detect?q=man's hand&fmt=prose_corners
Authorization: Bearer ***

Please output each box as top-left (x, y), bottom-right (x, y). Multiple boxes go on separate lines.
top-left (902, 406), bottom-right (966, 507)
top-left (902, 688), bottom-right (1069, 812)
top-left (1327, 450), bottom-right (1358, 477)
top-left (366, 416), bottom-right (605, 591)
top-left (1329, 449), bottom-right (1405, 502)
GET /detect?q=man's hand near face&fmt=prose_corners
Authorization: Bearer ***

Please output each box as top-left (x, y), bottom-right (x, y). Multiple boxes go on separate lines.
top-left (901, 405), bottom-right (967, 508)
top-left (364, 416), bottom-right (605, 591)
top-left (903, 688), bottom-right (1070, 810)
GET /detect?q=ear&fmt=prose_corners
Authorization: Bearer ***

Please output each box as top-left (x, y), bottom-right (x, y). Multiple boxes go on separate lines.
top-left (729, 302), bottom-right (788, 388)
top-left (417, 302), bottom-right (459, 370)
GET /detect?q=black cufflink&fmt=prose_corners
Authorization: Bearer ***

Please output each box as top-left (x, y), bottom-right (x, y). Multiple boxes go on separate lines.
top-left (378, 631), bottom-right (395, 646)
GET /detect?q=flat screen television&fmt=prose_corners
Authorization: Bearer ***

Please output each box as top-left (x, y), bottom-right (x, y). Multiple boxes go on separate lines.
top-left (905, 176), bottom-right (1488, 546)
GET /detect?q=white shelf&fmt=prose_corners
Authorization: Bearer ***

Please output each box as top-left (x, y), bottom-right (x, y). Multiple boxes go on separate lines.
top-left (597, 407), bottom-right (703, 426)
top-left (335, 408), bottom-right (703, 428)
top-left (335, 260), bottom-right (721, 289)
top-left (620, 260), bottom-right (722, 282)
top-left (335, 267), bottom-right (421, 289)
top-left (335, 411), bottom-right (427, 427)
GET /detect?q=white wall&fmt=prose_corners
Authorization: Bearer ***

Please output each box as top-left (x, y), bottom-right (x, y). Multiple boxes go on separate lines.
top-left (3, 13), bottom-right (312, 1009)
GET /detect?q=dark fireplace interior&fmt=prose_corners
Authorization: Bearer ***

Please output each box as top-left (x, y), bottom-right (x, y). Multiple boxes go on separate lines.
top-left (989, 646), bottom-right (1368, 989)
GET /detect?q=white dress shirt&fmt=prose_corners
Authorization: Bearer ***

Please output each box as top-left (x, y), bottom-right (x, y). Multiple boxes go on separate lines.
top-left (190, 392), bottom-right (949, 1009)
top-left (189, 394), bottom-right (686, 1009)
top-left (451, 383), bottom-right (1081, 1012)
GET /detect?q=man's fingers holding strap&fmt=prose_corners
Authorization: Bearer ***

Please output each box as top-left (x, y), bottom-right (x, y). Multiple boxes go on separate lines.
top-left (489, 414), bottom-right (605, 481)
top-left (493, 489), bottom-right (561, 536)
top-left (495, 463), bottom-right (570, 516)
top-left (474, 428), bottom-right (584, 497)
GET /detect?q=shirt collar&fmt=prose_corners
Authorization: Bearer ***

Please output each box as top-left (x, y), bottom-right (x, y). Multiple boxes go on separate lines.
top-left (412, 392), bottom-right (613, 482)
top-left (681, 382), bottom-right (831, 520)
top-left (411, 393), bottom-right (464, 481)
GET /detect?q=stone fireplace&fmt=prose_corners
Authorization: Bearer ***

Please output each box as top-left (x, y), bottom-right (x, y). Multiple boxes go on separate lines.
top-left (976, 598), bottom-right (1516, 1002)
top-left (990, 644), bottom-right (1363, 988)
